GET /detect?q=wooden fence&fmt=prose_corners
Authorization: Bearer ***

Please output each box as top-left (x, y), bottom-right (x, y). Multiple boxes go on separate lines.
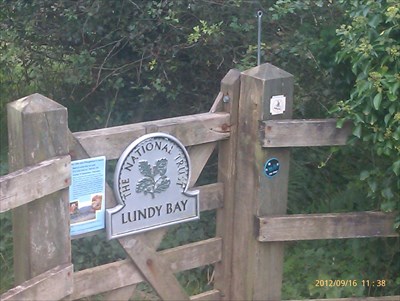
top-left (0, 63), bottom-right (398, 301)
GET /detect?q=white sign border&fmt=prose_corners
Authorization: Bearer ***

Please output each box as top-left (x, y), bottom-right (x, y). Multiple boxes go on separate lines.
top-left (106, 133), bottom-right (199, 240)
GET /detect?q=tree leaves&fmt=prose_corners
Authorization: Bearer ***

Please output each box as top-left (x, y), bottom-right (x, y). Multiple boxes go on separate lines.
top-left (136, 177), bottom-right (155, 197)
top-left (155, 158), bottom-right (168, 176)
top-left (154, 176), bottom-right (171, 194)
top-left (136, 159), bottom-right (170, 198)
top-left (138, 161), bottom-right (152, 177)
top-left (373, 92), bottom-right (382, 110)
top-left (334, 0), bottom-right (400, 216)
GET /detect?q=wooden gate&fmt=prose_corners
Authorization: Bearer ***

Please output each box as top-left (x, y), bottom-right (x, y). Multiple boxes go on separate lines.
top-left (0, 63), bottom-right (398, 301)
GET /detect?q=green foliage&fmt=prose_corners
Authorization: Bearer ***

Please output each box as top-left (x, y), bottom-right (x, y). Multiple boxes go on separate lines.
top-left (332, 0), bottom-right (400, 220)
top-left (288, 147), bottom-right (367, 214)
top-left (285, 146), bottom-right (400, 298)
top-left (0, 212), bottom-right (13, 294)
top-left (188, 20), bottom-right (224, 44)
top-left (176, 265), bottom-right (214, 296)
top-left (71, 233), bottom-right (125, 271)
top-left (283, 238), bottom-right (400, 299)
top-left (267, 0), bottom-right (352, 118)
top-left (1, 0), bottom-right (399, 299)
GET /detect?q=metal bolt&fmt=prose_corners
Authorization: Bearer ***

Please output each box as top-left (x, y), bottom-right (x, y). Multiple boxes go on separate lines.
top-left (223, 95), bottom-right (230, 103)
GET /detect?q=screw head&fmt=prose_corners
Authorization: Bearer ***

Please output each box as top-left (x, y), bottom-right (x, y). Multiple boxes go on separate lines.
top-left (223, 95), bottom-right (230, 103)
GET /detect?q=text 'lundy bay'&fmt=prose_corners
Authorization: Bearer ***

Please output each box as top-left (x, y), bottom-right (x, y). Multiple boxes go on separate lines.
top-left (121, 199), bottom-right (188, 224)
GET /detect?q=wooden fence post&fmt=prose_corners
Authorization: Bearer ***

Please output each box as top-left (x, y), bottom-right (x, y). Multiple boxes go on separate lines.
top-left (214, 68), bottom-right (241, 301)
top-left (7, 94), bottom-right (71, 285)
top-left (230, 64), bottom-right (293, 300)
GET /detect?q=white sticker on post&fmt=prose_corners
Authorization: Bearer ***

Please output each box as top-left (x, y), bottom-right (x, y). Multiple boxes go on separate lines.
top-left (270, 95), bottom-right (286, 115)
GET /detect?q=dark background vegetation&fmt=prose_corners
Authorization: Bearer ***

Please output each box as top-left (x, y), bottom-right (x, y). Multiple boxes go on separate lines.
top-left (0, 0), bottom-right (399, 299)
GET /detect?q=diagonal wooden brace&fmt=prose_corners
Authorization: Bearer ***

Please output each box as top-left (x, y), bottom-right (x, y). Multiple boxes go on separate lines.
top-left (68, 126), bottom-right (218, 300)
top-left (119, 235), bottom-right (190, 301)
top-left (67, 89), bottom-right (226, 300)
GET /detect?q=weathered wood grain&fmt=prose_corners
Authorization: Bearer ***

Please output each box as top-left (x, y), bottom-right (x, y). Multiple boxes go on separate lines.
top-left (190, 290), bottom-right (221, 301)
top-left (0, 264), bottom-right (73, 301)
top-left (119, 235), bottom-right (191, 301)
top-left (72, 238), bottom-right (222, 300)
top-left (0, 156), bottom-right (70, 213)
top-left (7, 94), bottom-right (69, 171)
top-left (7, 93), bottom-right (71, 285)
top-left (72, 112), bottom-right (230, 160)
top-left (257, 211), bottom-right (398, 242)
top-left (198, 182), bottom-right (223, 211)
top-left (99, 94), bottom-right (226, 301)
top-left (229, 63), bottom-right (294, 301)
top-left (209, 92), bottom-right (224, 113)
top-left (69, 127), bottom-right (220, 300)
top-left (101, 285), bottom-right (137, 301)
top-left (188, 142), bottom-right (217, 187)
top-left (214, 68), bottom-right (241, 301)
top-left (260, 119), bottom-right (353, 147)
top-left (187, 89), bottom-right (225, 189)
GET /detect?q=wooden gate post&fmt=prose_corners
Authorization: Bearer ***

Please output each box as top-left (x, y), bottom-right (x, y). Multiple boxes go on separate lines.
top-left (7, 94), bottom-right (71, 285)
top-left (230, 64), bottom-right (293, 300)
top-left (214, 68), bottom-right (241, 301)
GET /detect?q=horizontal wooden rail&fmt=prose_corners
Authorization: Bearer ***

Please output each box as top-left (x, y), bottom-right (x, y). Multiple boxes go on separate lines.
top-left (198, 182), bottom-right (223, 211)
top-left (72, 112), bottom-right (230, 160)
top-left (71, 182), bottom-right (223, 240)
top-left (257, 211), bottom-right (398, 242)
top-left (0, 264), bottom-right (73, 301)
top-left (287, 296), bottom-right (400, 301)
top-left (134, 289), bottom-right (221, 301)
top-left (72, 237), bottom-right (222, 299)
top-left (191, 289), bottom-right (221, 301)
top-left (260, 118), bottom-right (352, 147)
top-left (0, 156), bottom-right (71, 213)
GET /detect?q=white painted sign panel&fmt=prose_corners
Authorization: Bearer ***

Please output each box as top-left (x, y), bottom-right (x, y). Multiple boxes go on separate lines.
top-left (270, 95), bottom-right (286, 115)
top-left (106, 133), bottom-right (199, 239)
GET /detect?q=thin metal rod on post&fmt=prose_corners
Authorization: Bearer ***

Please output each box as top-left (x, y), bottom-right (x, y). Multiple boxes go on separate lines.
top-left (257, 10), bottom-right (263, 66)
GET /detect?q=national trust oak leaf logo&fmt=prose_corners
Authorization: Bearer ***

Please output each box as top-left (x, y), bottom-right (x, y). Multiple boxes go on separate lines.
top-left (135, 158), bottom-right (171, 199)
top-left (107, 133), bottom-right (199, 239)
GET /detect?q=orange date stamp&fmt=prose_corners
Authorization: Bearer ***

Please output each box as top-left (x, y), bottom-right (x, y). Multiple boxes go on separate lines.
top-left (314, 279), bottom-right (386, 287)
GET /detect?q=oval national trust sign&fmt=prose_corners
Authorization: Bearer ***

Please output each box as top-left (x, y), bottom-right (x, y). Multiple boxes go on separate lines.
top-left (106, 133), bottom-right (199, 239)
